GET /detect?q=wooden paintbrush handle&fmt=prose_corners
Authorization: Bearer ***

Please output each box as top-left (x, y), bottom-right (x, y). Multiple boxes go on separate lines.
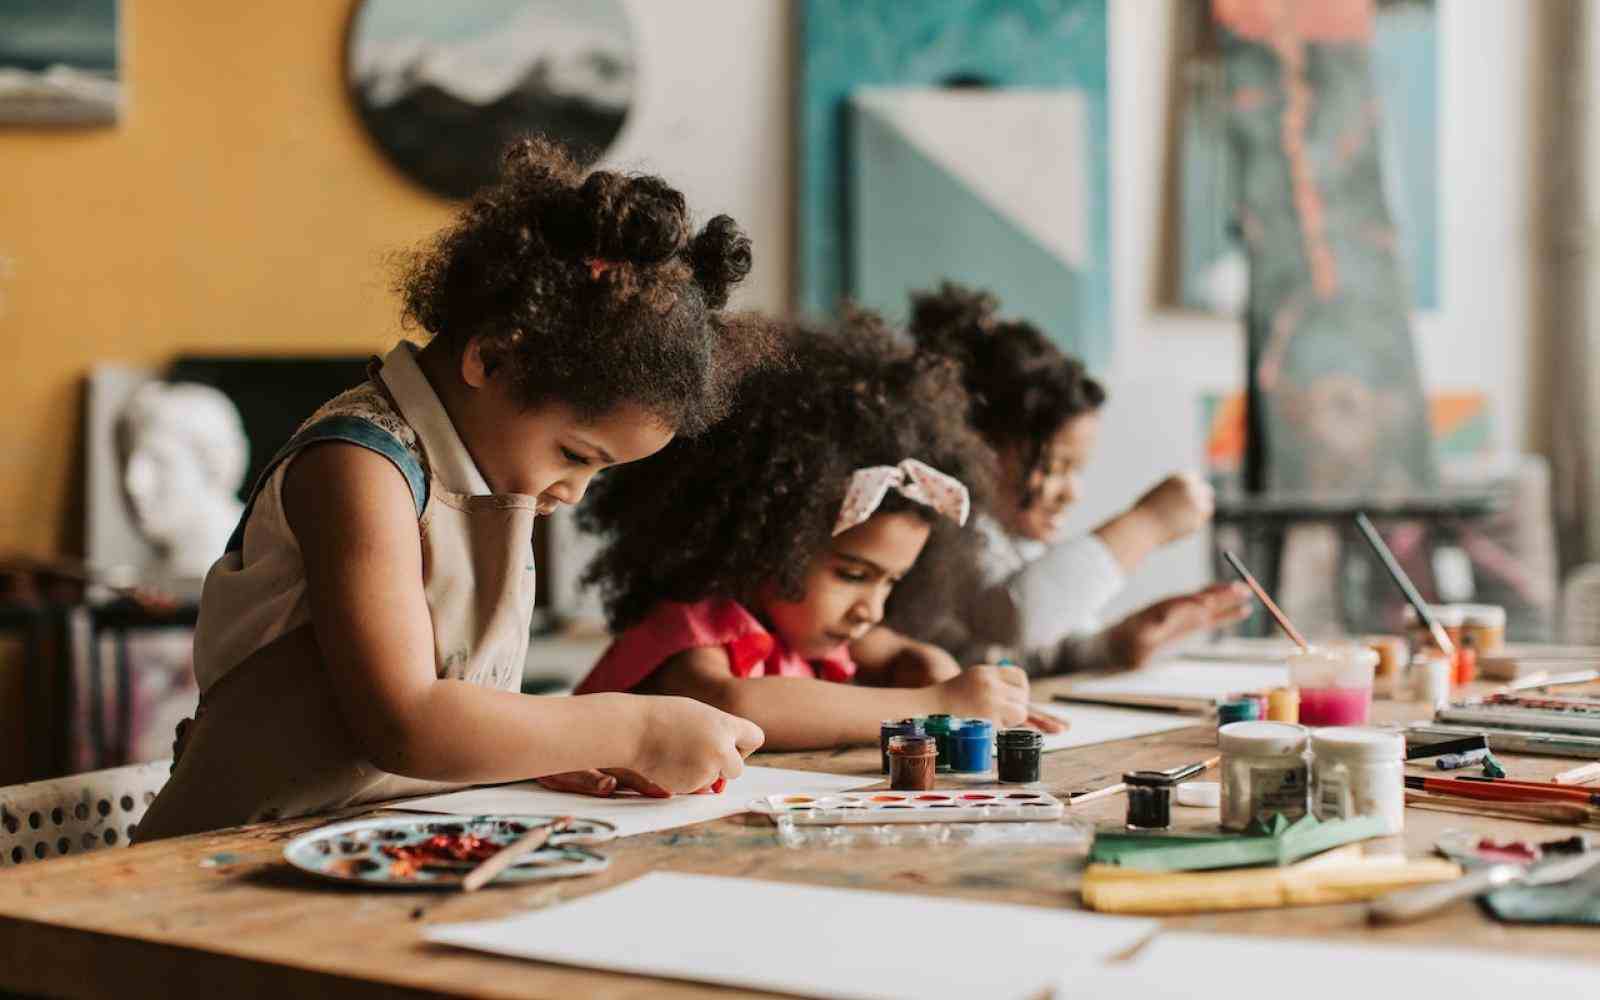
top-left (461, 817), bottom-right (572, 892)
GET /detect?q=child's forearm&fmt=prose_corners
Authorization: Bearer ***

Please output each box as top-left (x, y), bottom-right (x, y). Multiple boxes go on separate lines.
top-left (713, 677), bottom-right (942, 750)
top-left (364, 685), bottom-right (649, 783)
top-left (1092, 505), bottom-right (1165, 571)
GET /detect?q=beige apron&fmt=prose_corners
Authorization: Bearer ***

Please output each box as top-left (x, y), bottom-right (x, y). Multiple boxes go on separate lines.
top-left (136, 362), bottom-right (538, 841)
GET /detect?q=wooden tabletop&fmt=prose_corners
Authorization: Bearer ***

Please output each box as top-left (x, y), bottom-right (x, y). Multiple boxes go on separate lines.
top-left (2, 678), bottom-right (1596, 999)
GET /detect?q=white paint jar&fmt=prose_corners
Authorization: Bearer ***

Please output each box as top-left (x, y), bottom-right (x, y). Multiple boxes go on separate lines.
top-left (1310, 727), bottom-right (1406, 835)
top-left (1219, 721), bottom-right (1310, 831)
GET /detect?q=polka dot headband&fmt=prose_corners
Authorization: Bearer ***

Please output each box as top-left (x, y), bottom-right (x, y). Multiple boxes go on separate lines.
top-left (833, 459), bottom-right (971, 536)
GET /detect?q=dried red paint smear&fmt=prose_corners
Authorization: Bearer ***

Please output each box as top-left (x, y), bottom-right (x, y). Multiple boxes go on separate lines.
top-left (382, 833), bottom-right (503, 878)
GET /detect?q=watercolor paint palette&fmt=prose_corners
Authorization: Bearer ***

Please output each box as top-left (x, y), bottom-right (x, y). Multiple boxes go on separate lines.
top-left (283, 814), bottom-right (615, 889)
top-left (763, 790), bottom-right (1064, 824)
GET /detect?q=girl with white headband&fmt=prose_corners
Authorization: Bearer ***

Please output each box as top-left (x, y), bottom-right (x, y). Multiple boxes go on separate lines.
top-left (564, 311), bottom-right (1063, 759)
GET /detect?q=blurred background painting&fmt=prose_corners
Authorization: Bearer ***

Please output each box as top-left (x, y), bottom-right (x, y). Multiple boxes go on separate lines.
top-left (799, 0), bottom-right (1112, 370)
top-left (0, 0), bottom-right (121, 126)
top-left (346, 0), bottom-right (635, 198)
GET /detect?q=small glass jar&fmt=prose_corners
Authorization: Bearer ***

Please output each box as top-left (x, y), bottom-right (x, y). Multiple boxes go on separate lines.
top-left (949, 719), bottom-right (994, 774)
top-left (1219, 721), bottom-right (1309, 831)
top-left (1412, 650), bottom-right (1452, 707)
top-left (879, 718), bottom-right (922, 775)
top-left (1266, 686), bottom-right (1300, 723)
top-left (887, 734), bottom-right (936, 791)
top-left (922, 715), bottom-right (959, 773)
top-left (1459, 604), bottom-right (1506, 655)
top-left (1310, 727), bottom-right (1405, 835)
top-left (1289, 644), bottom-right (1377, 726)
top-left (1124, 771), bottom-right (1176, 830)
top-left (996, 728), bottom-right (1043, 783)
top-left (1364, 634), bottom-right (1410, 681)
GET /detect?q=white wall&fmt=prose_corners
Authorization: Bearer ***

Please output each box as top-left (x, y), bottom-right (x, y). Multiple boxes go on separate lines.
top-left (599, 0), bottom-right (1538, 621)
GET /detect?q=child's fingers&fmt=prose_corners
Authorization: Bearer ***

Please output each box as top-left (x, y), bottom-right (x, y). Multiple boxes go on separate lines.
top-left (731, 717), bottom-right (766, 756)
top-left (995, 664), bottom-right (1028, 687)
top-left (1027, 709), bottom-right (1068, 733)
top-left (534, 770), bottom-right (618, 797)
top-left (719, 745), bottom-right (748, 781)
top-left (603, 768), bottom-right (672, 798)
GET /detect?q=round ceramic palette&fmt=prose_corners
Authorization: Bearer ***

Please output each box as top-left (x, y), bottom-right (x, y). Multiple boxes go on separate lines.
top-left (283, 814), bottom-right (615, 889)
top-left (764, 790), bottom-right (1064, 824)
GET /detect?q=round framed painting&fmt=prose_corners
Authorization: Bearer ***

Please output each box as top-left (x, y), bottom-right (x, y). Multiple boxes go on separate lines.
top-left (346, 0), bottom-right (635, 199)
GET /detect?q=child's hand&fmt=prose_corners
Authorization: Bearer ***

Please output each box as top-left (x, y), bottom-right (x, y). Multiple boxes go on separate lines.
top-left (534, 768), bottom-right (671, 798)
top-left (887, 642), bottom-right (962, 687)
top-left (934, 664), bottom-right (1031, 726)
top-left (1105, 582), bottom-right (1252, 667)
top-left (1130, 472), bottom-right (1214, 545)
top-left (628, 696), bottom-right (765, 794)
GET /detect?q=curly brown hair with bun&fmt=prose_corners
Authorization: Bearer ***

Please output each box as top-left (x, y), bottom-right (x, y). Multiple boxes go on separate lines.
top-left (578, 309), bottom-right (995, 631)
top-left (397, 137), bottom-right (772, 435)
top-left (908, 282), bottom-right (1106, 506)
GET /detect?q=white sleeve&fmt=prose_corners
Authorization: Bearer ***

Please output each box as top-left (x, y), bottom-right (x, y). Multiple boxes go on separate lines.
top-left (969, 532), bottom-right (1126, 674)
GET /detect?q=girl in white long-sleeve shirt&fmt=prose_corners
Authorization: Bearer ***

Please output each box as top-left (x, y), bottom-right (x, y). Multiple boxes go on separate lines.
top-left (875, 283), bottom-right (1251, 676)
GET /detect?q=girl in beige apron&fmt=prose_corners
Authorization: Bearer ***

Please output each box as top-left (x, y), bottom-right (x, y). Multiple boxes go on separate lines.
top-left (137, 343), bottom-right (541, 840)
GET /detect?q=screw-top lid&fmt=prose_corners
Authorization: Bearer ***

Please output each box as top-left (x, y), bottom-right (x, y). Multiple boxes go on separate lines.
top-left (997, 727), bottom-right (1043, 748)
top-left (880, 718), bottom-right (922, 733)
top-left (1218, 720), bottom-right (1309, 756)
top-left (955, 719), bottom-right (994, 738)
top-left (1310, 726), bottom-right (1405, 761)
top-left (888, 734), bottom-right (936, 756)
top-left (1124, 770), bottom-right (1178, 788)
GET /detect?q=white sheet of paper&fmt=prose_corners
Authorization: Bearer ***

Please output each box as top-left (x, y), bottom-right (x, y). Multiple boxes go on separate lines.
top-left (427, 872), bottom-right (1158, 1000)
top-left (1063, 660), bottom-right (1289, 705)
top-left (1056, 932), bottom-right (1600, 999)
top-left (395, 766), bottom-right (874, 838)
top-left (1029, 702), bottom-right (1199, 753)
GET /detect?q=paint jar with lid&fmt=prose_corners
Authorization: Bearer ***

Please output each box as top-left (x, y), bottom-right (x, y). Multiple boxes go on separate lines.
top-left (1364, 634), bottom-right (1410, 684)
top-left (887, 734), bottom-right (937, 791)
top-left (1310, 727), bottom-right (1405, 835)
top-left (1412, 649), bottom-right (1452, 707)
top-left (1219, 721), bottom-right (1309, 831)
top-left (949, 720), bottom-right (994, 774)
top-left (922, 715), bottom-right (959, 772)
top-left (996, 728), bottom-right (1043, 783)
top-left (1459, 604), bottom-right (1506, 655)
top-left (1288, 643), bottom-right (1377, 726)
top-left (879, 718), bottom-right (922, 774)
top-left (1124, 771), bottom-right (1177, 830)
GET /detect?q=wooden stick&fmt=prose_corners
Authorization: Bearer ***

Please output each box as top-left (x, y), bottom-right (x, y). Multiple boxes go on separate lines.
top-left (1222, 551), bottom-right (1310, 651)
top-left (1354, 513), bottom-right (1456, 656)
top-left (1404, 791), bottom-right (1596, 825)
top-left (1554, 761), bottom-right (1600, 785)
top-left (1067, 782), bottom-right (1128, 806)
top-left (461, 817), bottom-right (572, 892)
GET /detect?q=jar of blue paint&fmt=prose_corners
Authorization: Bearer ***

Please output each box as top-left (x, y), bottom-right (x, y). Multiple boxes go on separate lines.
top-left (949, 720), bottom-right (994, 774)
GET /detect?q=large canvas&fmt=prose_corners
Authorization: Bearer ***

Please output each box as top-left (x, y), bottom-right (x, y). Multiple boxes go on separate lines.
top-left (0, 0), bottom-right (121, 126)
top-left (799, 0), bottom-right (1111, 369)
top-left (1180, 0), bottom-right (1438, 313)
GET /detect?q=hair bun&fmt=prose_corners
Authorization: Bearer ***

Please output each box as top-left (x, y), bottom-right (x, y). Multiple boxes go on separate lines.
top-left (687, 215), bottom-right (752, 309)
top-left (577, 172), bottom-right (689, 266)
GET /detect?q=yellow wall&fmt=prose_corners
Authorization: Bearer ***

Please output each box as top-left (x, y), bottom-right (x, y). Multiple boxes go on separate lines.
top-left (0, 2), bottom-right (455, 556)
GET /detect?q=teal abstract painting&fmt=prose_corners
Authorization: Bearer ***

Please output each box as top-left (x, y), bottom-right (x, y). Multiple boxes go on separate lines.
top-left (800, 0), bottom-right (1110, 369)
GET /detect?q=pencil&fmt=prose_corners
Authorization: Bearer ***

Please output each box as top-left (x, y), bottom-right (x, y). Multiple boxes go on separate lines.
top-left (1355, 513), bottom-right (1455, 656)
top-left (1404, 775), bottom-right (1600, 806)
top-left (1554, 761), bottom-right (1600, 785)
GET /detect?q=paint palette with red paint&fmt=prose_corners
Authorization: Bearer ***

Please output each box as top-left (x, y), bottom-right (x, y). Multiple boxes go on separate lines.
top-left (763, 790), bottom-right (1064, 824)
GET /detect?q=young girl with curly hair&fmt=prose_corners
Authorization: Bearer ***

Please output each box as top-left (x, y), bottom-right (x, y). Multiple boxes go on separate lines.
top-left (137, 139), bottom-right (770, 840)
top-left (563, 312), bottom-right (1063, 752)
top-left (885, 282), bottom-right (1250, 675)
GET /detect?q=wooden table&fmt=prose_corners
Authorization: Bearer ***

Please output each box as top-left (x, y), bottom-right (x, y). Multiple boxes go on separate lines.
top-left (2, 679), bottom-right (1596, 998)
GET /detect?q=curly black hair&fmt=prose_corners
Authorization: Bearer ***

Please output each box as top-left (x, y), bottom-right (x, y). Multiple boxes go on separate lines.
top-left (908, 282), bottom-right (1106, 506)
top-left (579, 309), bottom-right (995, 631)
top-left (396, 136), bottom-right (774, 435)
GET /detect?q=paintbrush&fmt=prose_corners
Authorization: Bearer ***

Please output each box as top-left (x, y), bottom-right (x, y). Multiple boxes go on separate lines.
top-left (1354, 513), bottom-right (1455, 656)
top-left (1405, 775), bottom-right (1600, 806)
top-left (461, 816), bottom-right (572, 892)
top-left (1221, 551), bottom-right (1310, 651)
top-left (1555, 761), bottom-right (1600, 785)
top-left (1404, 790), bottom-right (1596, 825)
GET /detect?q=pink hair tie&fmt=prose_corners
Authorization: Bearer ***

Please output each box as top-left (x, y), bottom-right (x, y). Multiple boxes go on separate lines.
top-left (585, 257), bottom-right (619, 281)
top-left (833, 458), bottom-right (971, 536)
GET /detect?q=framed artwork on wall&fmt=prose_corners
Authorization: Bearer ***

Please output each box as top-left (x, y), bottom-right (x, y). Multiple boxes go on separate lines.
top-left (346, 0), bottom-right (636, 199)
top-left (0, 0), bottom-right (121, 126)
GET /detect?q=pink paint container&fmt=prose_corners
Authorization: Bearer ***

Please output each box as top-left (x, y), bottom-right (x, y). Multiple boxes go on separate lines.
top-left (1288, 644), bottom-right (1378, 727)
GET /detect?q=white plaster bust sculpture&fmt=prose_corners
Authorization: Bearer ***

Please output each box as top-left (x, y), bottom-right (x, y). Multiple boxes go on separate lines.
top-left (116, 382), bottom-right (248, 581)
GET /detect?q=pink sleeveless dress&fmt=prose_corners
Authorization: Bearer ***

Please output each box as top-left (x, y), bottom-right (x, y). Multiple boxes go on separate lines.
top-left (574, 598), bottom-right (857, 695)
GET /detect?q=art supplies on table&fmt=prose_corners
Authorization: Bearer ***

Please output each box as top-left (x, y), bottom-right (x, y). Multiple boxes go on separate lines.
top-left (1056, 660), bottom-right (1290, 714)
top-left (1368, 848), bottom-right (1600, 924)
top-left (282, 814), bottom-right (615, 889)
top-left (772, 812), bottom-right (1092, 849)
top-left (1080, 847), bottom-right (1460, 915)
top-left (1435, 702), bottom-right (1600, 737)
top-left (761, 789), bottom-right (1065, 824)
top-left (1404, 774), bottom-right (1600, 806)
top-left (1089, 813), bottom-right (1389, 873)
top-left (1222, 550), bottom-right (1311, 650)
top-left (426, 872), bottom-right (1159, 1000)
top-left (1477, 643), bottom-right (1600, 681)
top-left (1407, 722), bottom-right (1600, 759)
top-left (1175, 781), bottom-right (1220, 807)
top-left (1405, 732), bottom-right (1488, 759)
top-left (1310, 727), bottom-right (1405, 834)
top-left (396, 766), bottom-right (875, 838)
top-left (887, 733), bottom-right (936, 790)
top-left (1357, 512), bottom-right (1456, 657)
top-left (1219, 721), bottom-right (1309, 831)
top-left (1405, 790), bottom-right (1598, 826)
top-left (1123, 771), bottom-right (1177, 830)
top-left (995, 727), bottom-right (1042, 782)
top-left (1554, 760), bottom-right (1600, 784)
top-left (1289, 644), bottom-right (1378, 725)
